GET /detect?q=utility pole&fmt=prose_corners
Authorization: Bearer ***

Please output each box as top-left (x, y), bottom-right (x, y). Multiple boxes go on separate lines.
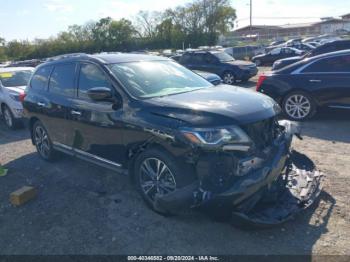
top-left (250, 0), bottom-right (253, 34)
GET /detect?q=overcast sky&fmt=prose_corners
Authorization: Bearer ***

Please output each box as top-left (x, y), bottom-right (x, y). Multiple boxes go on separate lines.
top-left (0, 0), bottom-right (349, 41)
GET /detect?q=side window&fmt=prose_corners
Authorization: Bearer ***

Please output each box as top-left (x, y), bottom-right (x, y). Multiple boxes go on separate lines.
top-left (205, 54), bottom-right (217, 63)
top-left (193, 54), bottom-right (205, 64)
top-left (270, 48), bottom-right (281, 55)
top-left (180, 54), bottom-right (191, 64)
top-left (49, 63), bottom-right (76, 97)
top-left (30, 66), bottom-right (53, 91)
top-left (78, 64), bottom-right (111, 99)
top-left (303, 55), bottom-right (350, 73)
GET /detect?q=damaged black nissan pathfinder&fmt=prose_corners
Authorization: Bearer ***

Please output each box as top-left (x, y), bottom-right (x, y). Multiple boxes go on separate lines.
top-left (23, 53), bottom-right (323, 227)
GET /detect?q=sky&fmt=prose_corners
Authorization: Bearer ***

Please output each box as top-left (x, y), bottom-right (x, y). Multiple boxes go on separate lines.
top-left (0, 0), bottom-right (349, 41)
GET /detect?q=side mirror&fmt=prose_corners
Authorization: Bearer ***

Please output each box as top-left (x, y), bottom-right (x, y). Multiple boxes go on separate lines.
top-left (87, 87), bottom-right (112, 101)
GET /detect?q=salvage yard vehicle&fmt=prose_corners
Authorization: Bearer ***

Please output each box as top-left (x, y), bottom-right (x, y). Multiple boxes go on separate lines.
top-left (179, 50), bottom-right (258, 84)
top-left (272, 40), bottom-right (350, 70)
top-left (252, 47), bottom-right (304, 66)
top-left (0, 67), bottom-right (34, 129)
top-left (257, 50), bottom-right (350, 121)
top-left (23, 53), bottom-right (323, 227)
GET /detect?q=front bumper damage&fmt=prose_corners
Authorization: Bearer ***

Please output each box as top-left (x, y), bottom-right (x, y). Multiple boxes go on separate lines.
top-left (154, 121), bottom-right (325, 227)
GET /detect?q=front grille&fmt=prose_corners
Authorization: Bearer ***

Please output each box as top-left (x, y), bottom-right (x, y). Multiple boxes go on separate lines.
top-left (242, 117), bottom-right (277, 151)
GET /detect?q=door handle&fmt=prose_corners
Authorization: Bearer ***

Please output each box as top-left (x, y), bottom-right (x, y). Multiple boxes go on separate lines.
top-left (309, 79), bottom-right (321, 83)
top-left (71, 110), bottom-right (82, 116)
top-left (37, 102), bottom-right (46, 107)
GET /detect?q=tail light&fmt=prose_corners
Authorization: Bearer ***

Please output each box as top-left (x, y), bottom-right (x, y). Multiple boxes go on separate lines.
top-left (256, 75), bottom-right (267, 91)
top-left (19, 92), bottom-right (26, 103)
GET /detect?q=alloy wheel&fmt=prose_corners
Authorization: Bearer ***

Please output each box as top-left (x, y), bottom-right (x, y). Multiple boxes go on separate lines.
top-left (34, 125), bottom-right (50, 159)
top-left (223, 73), bottom-right (235, 85)
top-left (3, 107), bottom-right (13, 128)
top-left (139, 158), bottom-right (176, 202)
top-left (285, 94), bottom-right (311, 120)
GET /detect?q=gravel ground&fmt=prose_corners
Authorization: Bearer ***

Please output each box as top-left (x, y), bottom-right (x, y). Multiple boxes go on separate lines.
top-left (0, 70), bottom-right (349, 255)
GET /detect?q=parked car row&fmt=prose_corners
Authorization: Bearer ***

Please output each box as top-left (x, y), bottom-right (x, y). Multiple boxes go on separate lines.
top-left (257, 49), bottom-right (350, 120)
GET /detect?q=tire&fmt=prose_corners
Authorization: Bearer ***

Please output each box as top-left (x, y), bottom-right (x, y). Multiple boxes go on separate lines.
top-left (282, 91), bottom-right (316, 121)
top-left (32, 120), bottom-right (57, 161)
top-left (134, 148), bottom-right (195, 214)
top-left (2, 105), bottom-right (18, 130)
top-left (222, 71), bottom-right (236, 85)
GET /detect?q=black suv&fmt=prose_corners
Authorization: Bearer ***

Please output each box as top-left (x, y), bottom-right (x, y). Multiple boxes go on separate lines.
top-left (23, 53), bottom-right (322, 226)
top-left (179, 50), bottom-right (257, 84)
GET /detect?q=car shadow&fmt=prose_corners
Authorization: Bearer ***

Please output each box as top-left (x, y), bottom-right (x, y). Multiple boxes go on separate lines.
top-left (0, 120), bottom-right (30, 145)
top-left (0, 152), bottom-right (337, 255)
top-left (300, 108), bottom-right (350, 143)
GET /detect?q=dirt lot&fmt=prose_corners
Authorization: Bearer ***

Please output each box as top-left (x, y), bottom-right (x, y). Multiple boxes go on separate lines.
top-left (0, 71), bottom-right (349, 255)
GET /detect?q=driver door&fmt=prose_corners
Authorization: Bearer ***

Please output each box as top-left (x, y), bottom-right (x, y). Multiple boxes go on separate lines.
top-left (68, 62), bottom-right (126, 165)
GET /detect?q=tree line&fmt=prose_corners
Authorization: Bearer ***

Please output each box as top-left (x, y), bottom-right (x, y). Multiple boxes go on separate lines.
top-left (0, 0), bottom-right (236, 62)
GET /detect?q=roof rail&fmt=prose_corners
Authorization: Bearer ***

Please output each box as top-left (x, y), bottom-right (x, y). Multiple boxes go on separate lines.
top-left (45, 53), bottom-right (90, 62)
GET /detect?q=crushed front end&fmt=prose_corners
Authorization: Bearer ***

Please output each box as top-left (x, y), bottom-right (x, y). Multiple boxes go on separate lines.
top-left (154, 119), bottom-right (324, 227)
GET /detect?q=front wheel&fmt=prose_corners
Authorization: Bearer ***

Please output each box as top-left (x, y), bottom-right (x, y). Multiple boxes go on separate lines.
top-left (134, 148), bottom-right (194, 214)
top-left (282, 92), bottom-right (316, 121)
top-left (222, 72), bottom-right (236, 85)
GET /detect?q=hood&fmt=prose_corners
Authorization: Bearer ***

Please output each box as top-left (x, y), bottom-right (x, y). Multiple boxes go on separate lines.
top-left (276, 56), bottom-right (303, 63)
top-left (226, 60), bottom-right (255, 66)
top-left (4, 86), bottom-right (26, 94)
top-left (194, 70), bottom-right (219, 79)
top-left (144, 85), bottom-right (280, 126)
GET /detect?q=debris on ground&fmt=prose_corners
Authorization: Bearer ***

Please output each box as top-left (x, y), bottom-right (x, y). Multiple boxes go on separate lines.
top-left (10, 186), bottom-right (37, 206)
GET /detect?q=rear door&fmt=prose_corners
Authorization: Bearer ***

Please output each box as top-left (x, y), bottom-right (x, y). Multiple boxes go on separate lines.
top-left (46, 63), bottom-right (78, 145)
top-left (296, 55), bottom-right (350, 107)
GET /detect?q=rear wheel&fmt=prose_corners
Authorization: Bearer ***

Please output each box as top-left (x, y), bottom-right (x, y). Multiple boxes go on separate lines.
top-left (2, 105), bottom-right (18, 130)
top-left (33, 121), bottom-right (57, 161)
top-left (282, 92), bottom-right (316, 121)
top-left (223, 72), bottom-right (236, 85)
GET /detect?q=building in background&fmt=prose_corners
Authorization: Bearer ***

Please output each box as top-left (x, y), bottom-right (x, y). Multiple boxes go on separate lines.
top-left (220, 13), bottom-right (350, 45)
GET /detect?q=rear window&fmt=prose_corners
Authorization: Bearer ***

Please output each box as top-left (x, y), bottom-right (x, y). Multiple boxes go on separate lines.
top-left (49, 63), bottom-right (76, 97)
top-left (0, 70), bottom-right (32, 87)
top-left (30, 66), bottom-right (53, 90)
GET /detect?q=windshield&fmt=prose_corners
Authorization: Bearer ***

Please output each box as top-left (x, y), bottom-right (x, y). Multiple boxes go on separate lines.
top-left (108, 60), bottom-right (213, 99)
top-left (0, 70), bottom-right (32, 87)
top-left (212, 52), bottom-right (235, 62)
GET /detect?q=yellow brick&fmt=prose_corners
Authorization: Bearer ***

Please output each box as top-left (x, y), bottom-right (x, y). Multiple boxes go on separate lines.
top-left (10, 186), bottom-right (37, 206)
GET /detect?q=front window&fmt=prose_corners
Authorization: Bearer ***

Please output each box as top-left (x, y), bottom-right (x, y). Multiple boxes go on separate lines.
top-left (0, 70), bottom-right (32, 87)
top-left (211, 52), bottom-right (234, 62)
top-left (108, 60), bottom-right (213, 99)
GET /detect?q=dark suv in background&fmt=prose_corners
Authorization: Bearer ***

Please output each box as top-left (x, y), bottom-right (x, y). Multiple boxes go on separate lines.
top-left (179, 50), bottom-right (257, 84)
top-left (23, 53), bottom-right (322, 226)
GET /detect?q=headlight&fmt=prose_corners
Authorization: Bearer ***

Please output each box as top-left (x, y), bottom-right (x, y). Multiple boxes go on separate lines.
top-left (180, 126), bottom-right (251, 147)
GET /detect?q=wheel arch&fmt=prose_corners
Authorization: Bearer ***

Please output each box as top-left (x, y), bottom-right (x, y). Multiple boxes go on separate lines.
top-left (29, 117), bottom-right (40, 145)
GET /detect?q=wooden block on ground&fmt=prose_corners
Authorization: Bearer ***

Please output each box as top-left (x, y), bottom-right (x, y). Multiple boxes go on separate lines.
top-left (10, 186), bottom-right (37, 206)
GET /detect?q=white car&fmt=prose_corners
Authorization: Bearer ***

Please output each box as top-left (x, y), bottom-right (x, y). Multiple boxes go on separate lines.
top-left (0, 67), bottom-right (34, 129)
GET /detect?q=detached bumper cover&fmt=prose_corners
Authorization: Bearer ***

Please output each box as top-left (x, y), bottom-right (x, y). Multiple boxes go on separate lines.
top-left (154, 133), bottom-right (324, 227)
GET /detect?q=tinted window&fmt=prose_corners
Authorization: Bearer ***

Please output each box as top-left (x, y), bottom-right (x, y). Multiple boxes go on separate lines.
top-left (180, 53), bottom-right (191, 64)
top-left (30, 66), bottom-right (53, 90)
top-left (212, 52), bottom-right (234, 62)
top-left (49, 63), bottom-right (76, 97)
top-left (193, 54), bottom-right (206, 64)
top-left (303, 55), bottom-right (350, 73)
top-left (78, 64), bottom-right (111, 99)
top-left (270, 48), bottom-right (281, 55)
